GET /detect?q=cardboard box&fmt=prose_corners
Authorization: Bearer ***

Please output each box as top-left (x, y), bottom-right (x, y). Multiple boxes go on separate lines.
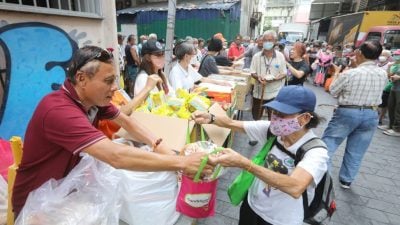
top-left (207, 75), bottom-right (251, 110)
top-left (198, 83), bottom-right (234, 103)
top-left (115, 103), bottom-right (231, 151)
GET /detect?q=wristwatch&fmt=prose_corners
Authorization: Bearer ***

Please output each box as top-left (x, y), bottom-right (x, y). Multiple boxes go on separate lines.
top-left (209, 113), bottom-right (216, 124)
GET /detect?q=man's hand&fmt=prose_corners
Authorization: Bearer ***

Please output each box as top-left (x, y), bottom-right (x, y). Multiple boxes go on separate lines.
top-left (145, 74), bottom-right (162, 90)
top-left (182, 152), bottom-right (214, 178)
top-left (191, 111), bottom-right (212, 124)
top-left (257, 76), bottom-right (267, 85)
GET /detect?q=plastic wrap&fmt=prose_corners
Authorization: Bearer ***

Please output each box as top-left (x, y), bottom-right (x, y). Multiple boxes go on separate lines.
top-left (0, 176), bottom-right (7, 225)
top-left (15, 154), bottom-right (122, 225)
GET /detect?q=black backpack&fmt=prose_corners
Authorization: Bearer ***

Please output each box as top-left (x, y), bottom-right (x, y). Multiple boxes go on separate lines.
top-left (275, 138), bottom-right (336, 225)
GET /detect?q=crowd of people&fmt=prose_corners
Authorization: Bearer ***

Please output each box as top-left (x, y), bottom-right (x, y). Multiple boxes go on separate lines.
top-left (11, 28), bottom-right (399, 225)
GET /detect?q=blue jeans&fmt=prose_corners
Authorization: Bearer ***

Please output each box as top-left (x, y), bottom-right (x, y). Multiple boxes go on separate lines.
top-left (322, 107), bottom-right (378, 183)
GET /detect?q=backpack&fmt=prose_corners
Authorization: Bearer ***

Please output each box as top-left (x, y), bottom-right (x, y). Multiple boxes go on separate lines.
top-left (275, 138), bottom-right (336, 225)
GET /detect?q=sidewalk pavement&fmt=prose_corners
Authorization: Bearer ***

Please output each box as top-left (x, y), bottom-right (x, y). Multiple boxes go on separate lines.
top-left (197, 82), bottom-right (400, 225)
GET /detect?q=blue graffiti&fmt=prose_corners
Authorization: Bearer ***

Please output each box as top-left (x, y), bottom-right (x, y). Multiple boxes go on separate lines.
top-left (0, 22), bottom-right (78, 139)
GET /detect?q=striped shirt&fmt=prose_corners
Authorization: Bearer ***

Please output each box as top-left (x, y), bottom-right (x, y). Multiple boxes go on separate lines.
top-left (330, 61), bottom-right (388, 106)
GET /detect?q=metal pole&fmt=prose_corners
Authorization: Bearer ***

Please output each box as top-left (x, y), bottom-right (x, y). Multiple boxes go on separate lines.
top-left (164, 0), bottom-right (177, 78)
top-left (258, 83), bottom-right (266, 120)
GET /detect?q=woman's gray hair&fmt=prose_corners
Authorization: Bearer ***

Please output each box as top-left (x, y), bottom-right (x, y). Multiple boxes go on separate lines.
top-left (263, 30), bottom-right (277, 40)
top-left (175, 42), bottom-right (195, 60)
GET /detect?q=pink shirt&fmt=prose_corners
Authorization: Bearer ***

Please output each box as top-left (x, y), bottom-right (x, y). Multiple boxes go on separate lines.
top-left (12, 79), bottom-right (119, 214)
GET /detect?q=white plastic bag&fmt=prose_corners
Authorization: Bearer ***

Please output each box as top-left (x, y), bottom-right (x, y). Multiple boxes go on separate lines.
top-left (15, 154), bottom-right (122, 225)
top-left (118, 170), bottom-right (180, 225)
top-left (0, 176), bottom-right (7, 225)
top-left (117, 144), bottom-right (180, 225)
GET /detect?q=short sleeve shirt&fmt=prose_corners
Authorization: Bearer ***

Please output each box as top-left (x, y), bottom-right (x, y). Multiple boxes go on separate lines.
top-left (134, 70), bottom-right (175, 97)
top-left (250, 50), bottom-right (287, 100)
top-left (198, 55), bottom-right (219, 77)
top-left (243, 121), bottom-right (328, 225)
top-left (12, 79), bottom-right (120, 214)
top-left (169, 63), bottom-right (203, 91)
top-left (287, 60), bottom-right (310, 85)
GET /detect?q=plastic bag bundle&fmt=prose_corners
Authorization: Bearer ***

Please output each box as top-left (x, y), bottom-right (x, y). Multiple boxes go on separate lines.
top-left (0, 176), bottom-right (7, 225)
top-left (182, 141), bottom-right (224, 181)
top-left (137, 89), bottom-right (211, 118)
top-left (15, 154), bottom-right (122, 225)
top-left (177, 144), bottom-right (224, 218)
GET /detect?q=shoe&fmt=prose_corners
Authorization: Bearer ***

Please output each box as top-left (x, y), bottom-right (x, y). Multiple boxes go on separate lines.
top-left (248, 140), bottom-right (258, 146)
top-left (383, 129), bottom-right (400, 137)
top-left (339, 180), bottom-right (351, 189)
top-left (377, 125), bottom-right (390, 131)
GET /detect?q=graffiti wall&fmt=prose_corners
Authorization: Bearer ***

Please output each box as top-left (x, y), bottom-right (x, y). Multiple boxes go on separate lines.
top-left (0, 8), bottom-right (118, 140)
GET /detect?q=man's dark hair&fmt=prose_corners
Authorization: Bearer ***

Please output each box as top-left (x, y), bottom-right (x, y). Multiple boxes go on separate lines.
top-left (67, 46), bottom-right (113, 84)
top-left (359, 40), bottom-right (382, 60)
top-left (208, 37), bottom-right (223, 52)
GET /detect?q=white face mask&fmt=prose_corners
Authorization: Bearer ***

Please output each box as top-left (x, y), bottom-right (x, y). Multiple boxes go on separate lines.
top-left (378, 56), bottom-right (387, 63)
top-left (194, 44), bottom-right (199, 49)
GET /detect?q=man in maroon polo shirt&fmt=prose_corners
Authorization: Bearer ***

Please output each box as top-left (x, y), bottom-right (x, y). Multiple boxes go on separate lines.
top-left (12, 46), bottom-right (208, 217)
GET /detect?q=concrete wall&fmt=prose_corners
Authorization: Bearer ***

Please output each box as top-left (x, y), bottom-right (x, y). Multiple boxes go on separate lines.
top-left (0, 0), bottom-right (119, 139)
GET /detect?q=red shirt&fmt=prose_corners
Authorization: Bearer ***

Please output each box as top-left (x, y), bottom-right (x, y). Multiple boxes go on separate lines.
top-left (228, 42), bottom-right (244, 60)
top-left (12, 79), bottom-right (119, 214)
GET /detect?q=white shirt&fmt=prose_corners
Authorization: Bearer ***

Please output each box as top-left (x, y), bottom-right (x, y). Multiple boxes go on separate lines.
top-left (243, 121), bottom-right (328, 225)
top-left (250, 50), bottom-right (287, 100)
top-left (169, 63), bottom-right (203, 91)
top-left (190, 48), bottom-right (203, 66)
top-left (134, 71), bottom-right (175, 97)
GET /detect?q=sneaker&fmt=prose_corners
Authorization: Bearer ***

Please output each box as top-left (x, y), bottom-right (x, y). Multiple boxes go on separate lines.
top-left (339, 180), bottom-right (351, 189)
top-left (383, 129), bottom-right (400, 137)
top-left (378, 125), bottom-right (390, 130)
top-left (248, 140), bottom-right (258, 146)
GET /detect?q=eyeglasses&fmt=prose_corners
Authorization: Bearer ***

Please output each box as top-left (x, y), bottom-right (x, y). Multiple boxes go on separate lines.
top-left (76, 49), bottom-right (113, 71)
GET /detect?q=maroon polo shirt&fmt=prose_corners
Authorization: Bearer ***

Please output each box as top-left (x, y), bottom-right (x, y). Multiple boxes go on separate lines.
top-left (12, 79), bottom-right (120, 214)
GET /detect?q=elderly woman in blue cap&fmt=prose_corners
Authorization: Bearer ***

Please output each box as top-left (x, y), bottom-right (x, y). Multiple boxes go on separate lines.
top-left (191, 85), bottom-right (328, 225)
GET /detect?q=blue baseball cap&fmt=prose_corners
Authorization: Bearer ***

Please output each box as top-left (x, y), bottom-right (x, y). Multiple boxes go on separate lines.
top-left (264, 86), bottom-right (316, 114)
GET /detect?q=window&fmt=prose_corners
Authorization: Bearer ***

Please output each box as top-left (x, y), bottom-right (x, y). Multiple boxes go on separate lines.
top-left (384, 30), bottom-right (400, 49)
top-left (0, 0), bottom-right (102, 18)
top-left (365, 32), bottom-right (381, 42)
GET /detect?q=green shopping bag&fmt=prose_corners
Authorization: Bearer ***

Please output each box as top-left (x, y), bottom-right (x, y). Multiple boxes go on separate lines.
top-left (227, 135), bottom-right (276, 206)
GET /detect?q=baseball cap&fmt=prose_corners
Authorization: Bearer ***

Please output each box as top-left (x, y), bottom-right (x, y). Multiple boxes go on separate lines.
top-left (141, 39), bottom-right (165, 56)
top-left (264, 86), bottom-right (316, 114)
top-left (214, 33), bottom-right (226, 42)
top-left (393, 49), bottom-right (400, 55)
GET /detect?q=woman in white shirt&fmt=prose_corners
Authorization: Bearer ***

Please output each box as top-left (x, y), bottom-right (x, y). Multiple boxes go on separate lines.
top-left (169, 41), bottom-right (230, 92)
top-left (134, 39), bottom-right (174, 97)
top-left (191, 85), bottom-right (329, 225)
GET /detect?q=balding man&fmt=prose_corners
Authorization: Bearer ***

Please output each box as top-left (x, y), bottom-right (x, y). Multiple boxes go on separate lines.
top-left (250, 30), bottom-right (287, 120)
top-left (322, 40), bottom-right (388, 189)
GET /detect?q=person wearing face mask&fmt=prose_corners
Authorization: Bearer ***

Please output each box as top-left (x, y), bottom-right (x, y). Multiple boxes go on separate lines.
top-left (323, 40), bottom-right (388, 189)
top-left (380, 49), bottom-right (400, 137)
top-left (134, 39), bottom-right (175, 97)
top-left (191, 85), bottom-right (328, 225)
top-left (376, 50), bottom-right (392, 126)
top-left (249, 30), bottom-right (287, 120)
top-left (169, 42), bottom-right (230, 91)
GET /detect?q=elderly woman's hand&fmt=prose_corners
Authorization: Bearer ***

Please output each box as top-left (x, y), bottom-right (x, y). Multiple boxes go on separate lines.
top-left (208, 148), bottom-right (250, 169)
